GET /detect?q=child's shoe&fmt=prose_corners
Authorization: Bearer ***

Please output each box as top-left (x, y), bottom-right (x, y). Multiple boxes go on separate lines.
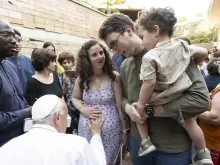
top-left (138, 138), bottom-right (156, 157)
top-left (193, 148), bottom-right (214, 165)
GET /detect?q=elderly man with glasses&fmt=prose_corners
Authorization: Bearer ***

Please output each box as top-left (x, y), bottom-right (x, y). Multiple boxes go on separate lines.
top-left (6, 28), bottom-right (35, 94)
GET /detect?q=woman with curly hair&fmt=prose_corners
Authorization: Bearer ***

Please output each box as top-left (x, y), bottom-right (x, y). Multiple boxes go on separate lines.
top-left (72, 40), bottom-right (128, 165)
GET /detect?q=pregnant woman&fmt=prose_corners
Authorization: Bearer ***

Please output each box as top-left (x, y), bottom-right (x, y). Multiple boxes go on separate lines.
top-left (72, 40), bottom-right (127, 165)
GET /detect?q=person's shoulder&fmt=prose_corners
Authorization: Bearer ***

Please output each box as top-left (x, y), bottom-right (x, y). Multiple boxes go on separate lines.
top-left (57, 133), bottom-right (88, 149)
top-left (142, 49), bottom-right (159, 64)
top-left (203, 75), bottom-right (211, 82)
top-left (0, 133), bottom-right (26, 150)
top-left (113, 70), bottom-right (120, 77)
top-left (6, 56), bottom-right (14, 62)
top-left (143, 49), bottom-right (158, 59)
top-left (120, 57), bottom-right (131, 71)
top-left (20, 54), bottom-right (32, 62)
top-left (3, 60), bottom-right (18, 71)
top-left (113, 70), bottom-right (120, 81)
top-left (27, 75), bottom-right (38, 85)
top-left (4, 59), bottom-right (15, 66)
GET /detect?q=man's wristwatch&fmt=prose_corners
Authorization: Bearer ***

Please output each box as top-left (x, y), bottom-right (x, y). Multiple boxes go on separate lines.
top-left (122, 129), bottom-right (130, 134)
top-left (145, 104), bottom-right (154, 117)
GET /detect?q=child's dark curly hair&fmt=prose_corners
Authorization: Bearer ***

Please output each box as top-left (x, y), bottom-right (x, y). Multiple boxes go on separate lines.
top-left (76, 40), bottom-right (116, 92)
top-left (138, 7), bottom-right (177, 37)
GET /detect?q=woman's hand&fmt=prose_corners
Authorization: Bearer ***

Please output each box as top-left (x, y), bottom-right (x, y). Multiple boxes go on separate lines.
top-left (81, 107), bottom-right (102, 120)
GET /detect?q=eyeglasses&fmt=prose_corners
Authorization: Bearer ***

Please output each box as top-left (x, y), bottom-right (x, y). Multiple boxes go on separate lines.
top-left (14, 36), bottom-right (23, 43)
top-left (109, 33), bottom-right (122, 51)
top-left (0, 33), bottom-right (16, 41)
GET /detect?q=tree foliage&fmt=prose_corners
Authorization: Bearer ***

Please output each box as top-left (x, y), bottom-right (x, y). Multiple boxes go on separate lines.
top-left (173, 20), bottom-right (219, 44)
top-left (96, 0), bottom-right (120, 14)
top-left (178, 16), bottom-right (188, 23)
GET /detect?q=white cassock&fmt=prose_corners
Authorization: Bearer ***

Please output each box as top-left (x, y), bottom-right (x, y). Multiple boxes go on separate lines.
top-left (0, 124), bottom-right (106, 165)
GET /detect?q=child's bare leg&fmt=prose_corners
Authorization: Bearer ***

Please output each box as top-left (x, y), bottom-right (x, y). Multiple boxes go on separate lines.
top-left (137, 119), bottom-right (156, 156)
top-left (136, 120), bottom-right (148, 141)
top-left (184, 118), bottom-right (205, 150)
top-left (184, 118), bottom-right (213, 164)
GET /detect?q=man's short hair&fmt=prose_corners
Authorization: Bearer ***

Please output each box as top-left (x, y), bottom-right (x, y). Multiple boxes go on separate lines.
top-left (58, 52), bottom-right (75, 65)
top-left (99, 13), bottom-right (134, 40)
top-left (31, 48), bottom-right (57, 72)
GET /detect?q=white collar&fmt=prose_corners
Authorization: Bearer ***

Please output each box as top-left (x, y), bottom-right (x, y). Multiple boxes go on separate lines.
top-left (32, 124), bottom-right (58, 133)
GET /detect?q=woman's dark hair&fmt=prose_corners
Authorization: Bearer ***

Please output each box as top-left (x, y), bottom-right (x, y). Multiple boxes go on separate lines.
top-left (138, 7), bottom-right (177, 37)
top-left (207, 63), bottom-right (220, 76)
top-left (76, 40), bottom-right (116, 91)
top-left (31, 48), bottom-right (38, 59)
top-left (58, 52), bottom-right (75, 65)
top-left (32, 48), bottom-right (57, 72)
top-left (179, 37), bottom-right (191, 45)
top-left (43, 41), bottom-right (56, 52)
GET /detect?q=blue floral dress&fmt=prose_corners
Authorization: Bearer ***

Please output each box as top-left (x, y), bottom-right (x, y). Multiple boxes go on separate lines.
top-left (78, 80), bottom-right (122, 165)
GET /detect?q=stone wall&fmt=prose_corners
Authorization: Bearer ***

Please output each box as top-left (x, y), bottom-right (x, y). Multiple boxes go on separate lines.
top-left (0, 0), bottom-right (107, 57)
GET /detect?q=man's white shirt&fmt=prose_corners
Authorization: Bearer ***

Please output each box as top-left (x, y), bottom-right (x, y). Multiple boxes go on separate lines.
top-left (0, 124), bottom-right (106, 165)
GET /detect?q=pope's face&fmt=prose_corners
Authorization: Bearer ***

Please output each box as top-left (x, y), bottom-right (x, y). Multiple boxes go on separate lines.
top-left (55, 100), bottom-right (68, 133)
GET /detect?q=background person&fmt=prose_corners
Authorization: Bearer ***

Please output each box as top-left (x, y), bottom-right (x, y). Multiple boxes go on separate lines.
top-left (204, 56), bottom-right (220, 92)
top-left (199, 84), bottom-right (220, 165)
top-left (111, 53), bottom-right (125, 72)
top-left (43, 41), bottom-right (65, 75)
top-left (26, 49), bottom-right (62, 105)
top-left (6, 29), bottom-right (34, 94)
top-left (0, 19), bottom-right (32, 147)
top-left (58, 52), bottom-right (79, 134)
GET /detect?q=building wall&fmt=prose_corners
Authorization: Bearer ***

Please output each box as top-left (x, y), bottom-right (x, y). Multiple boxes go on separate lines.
top-left (0, 0), bottom-right (107, 57)
top-left (208, 0), bottom-right (220, 49)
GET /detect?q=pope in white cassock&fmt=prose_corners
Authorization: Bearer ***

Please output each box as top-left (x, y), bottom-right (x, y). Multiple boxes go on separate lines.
top-left (0, 95), bottom-right (106, 165)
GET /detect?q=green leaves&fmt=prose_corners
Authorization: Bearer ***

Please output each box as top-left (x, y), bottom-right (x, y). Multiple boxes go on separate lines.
top-left (174, 21), bottom-right (219, 44)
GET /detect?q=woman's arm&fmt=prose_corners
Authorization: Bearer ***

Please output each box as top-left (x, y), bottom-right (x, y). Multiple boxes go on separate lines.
top-left (198, 91), bottom-right (220, 125)
top-left (72, 77), bottom-right (101, 119)
top-left (72, 77), bottom-right (84, 111)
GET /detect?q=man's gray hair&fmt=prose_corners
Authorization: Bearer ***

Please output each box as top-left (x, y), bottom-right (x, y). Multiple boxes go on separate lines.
top-left (33, 99), bottom-right (63, 124)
